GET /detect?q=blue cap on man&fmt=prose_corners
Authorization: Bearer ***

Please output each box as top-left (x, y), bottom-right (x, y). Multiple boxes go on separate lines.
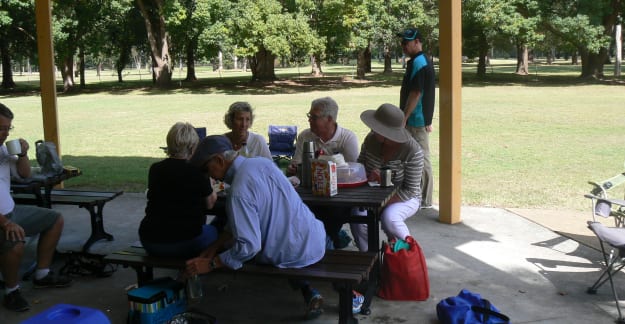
top-left (397, 28), bottom-right (422, 41)
top-left (189, 135), bottom-right (233, 167)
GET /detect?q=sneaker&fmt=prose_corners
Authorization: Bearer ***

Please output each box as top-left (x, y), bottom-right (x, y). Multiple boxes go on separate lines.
top-left (421, 204), bottom-right (434, 209)
top-left (352, 290), bottom-right (364, 314)
top-left (3, 289), bottom-right (30, 312)
top-left (33, 271), bottom-right (72, 288)
top-left (305, 288), bottom-right (324, 318)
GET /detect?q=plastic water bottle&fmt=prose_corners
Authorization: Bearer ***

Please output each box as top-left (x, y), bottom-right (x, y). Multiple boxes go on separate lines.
top-left (186, 274), bottom-right (203, 303)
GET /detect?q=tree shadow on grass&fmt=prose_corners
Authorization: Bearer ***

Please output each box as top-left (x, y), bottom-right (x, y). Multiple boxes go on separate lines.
top-left (60, 155), bottom-right (158, 192)
top-left (3, 64), bottom-right (623, 98)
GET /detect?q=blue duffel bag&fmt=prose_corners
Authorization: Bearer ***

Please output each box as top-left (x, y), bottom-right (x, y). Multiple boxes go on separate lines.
top-left (437, 289), bottom-right (510, 324)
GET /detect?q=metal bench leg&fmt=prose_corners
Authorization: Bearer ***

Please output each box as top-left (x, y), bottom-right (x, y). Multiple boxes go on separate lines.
top-left (81, 202), bottom-right (114, 252)
top-left (132, 265), bottom-right (154, 286)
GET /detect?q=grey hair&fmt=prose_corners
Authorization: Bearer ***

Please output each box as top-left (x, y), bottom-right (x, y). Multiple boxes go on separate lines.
top-left (311, 97), bottom-right (338, 121)
top-left (224, 101), bottom-right (255, 129)
top-left (222, 149), bottom-right (239, 161)
top-left (166, 122), bottom-right (199, 159)
top-left (0, 103), bottom-right (14, 120)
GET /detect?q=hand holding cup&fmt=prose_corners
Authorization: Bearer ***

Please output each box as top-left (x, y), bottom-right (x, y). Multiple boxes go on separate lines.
top-left (5, 139), bottom-right (22, 156)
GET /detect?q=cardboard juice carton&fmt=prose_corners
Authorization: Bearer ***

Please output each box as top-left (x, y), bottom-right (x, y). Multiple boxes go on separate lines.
top-left (312, 159), bottom-right (338, 197)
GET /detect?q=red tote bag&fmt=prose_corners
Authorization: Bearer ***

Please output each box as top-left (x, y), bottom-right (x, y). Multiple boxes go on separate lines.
top-left (377, 236), bottom-right (430, 301)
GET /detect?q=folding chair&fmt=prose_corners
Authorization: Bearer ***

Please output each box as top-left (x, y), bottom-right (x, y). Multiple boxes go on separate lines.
top-left (268, 125), bottom-right (297, 163)
top-left (587, 218), bottom-right (625, 323)
top-left (585, 163), bottom-right (625, 323)
top-left (585, 163), bottom-right (625, 227)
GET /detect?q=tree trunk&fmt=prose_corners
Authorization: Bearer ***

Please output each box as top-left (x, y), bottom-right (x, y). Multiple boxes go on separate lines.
top-left (383, 46), bottom-right (393, 74)
top-left (137, 0), bottom-right (172, 87)
top-left (515, 45), bottom-right (529, 75)
top-left (546, 47), bottom-right (555, 64)
top-left (476, 32), bottom-right (488, 77)
top-left (79, 48), bottom-right (86, 88)
top-left (580, 47), bottom-right (608, 79)
top-left (356, 48), bottom-right (367, 79)
top-left (311, 54), bottom-right (322, 76)
top-left (116, 44), bottom-right (131, 83)
top-left (616, 23), bottom-right (622, 77)
top-left (365, 45), bottom-right (372, 73)
top-left (0, 40), bottom-right (16, 89)
top-left (61, 56), bottom-right (75, 92)
top-left (184, 37), bottom-right (197, 81)
top-left (218, 51), bottom-right (223, 71)
top-left (249, 46), bottom-right (276, 81)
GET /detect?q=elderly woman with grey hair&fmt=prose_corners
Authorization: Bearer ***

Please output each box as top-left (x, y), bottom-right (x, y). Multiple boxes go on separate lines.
top-left (223, 101), bottom-right (272, 159)
top-left (139, 122), bottom-right (219, 259)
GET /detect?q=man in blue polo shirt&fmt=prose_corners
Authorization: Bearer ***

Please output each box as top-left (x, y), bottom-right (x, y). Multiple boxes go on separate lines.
top-left (398, 28), bottom-right (436, 209)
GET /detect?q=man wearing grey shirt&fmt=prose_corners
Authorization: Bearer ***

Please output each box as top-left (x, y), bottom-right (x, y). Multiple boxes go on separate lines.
top-left (287, 97), bottom-right (359, 174)
top-left (286, 97), bottom-right (360, 249)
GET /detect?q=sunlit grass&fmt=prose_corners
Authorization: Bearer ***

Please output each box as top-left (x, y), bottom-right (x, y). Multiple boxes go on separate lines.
top-left (1, 59), bottom-right (624, 211)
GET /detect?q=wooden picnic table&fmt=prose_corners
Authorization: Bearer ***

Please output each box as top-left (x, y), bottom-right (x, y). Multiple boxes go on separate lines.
top-left (296, 184), bottom-right (397, 253)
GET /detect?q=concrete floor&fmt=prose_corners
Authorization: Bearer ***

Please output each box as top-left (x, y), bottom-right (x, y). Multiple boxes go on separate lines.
top-left (2, 193), bottom-right (624, 323)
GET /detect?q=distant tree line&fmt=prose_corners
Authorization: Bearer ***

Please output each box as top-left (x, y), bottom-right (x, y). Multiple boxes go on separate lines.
top-left (0, 0), bottom-right (623, 91)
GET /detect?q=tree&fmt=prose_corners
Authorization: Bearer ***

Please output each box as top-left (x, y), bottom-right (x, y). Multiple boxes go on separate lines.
top-left (106, 2), bottom-right (147, 82)
top-left (539, 0), bottom-right (623, 79)
top-left (0, 0), bottom-right (36, 89)
top-left (229, 0), bottom-right (318, 81)
top-left (499, 0), bottom-right (542, 75)
top-left (136, 0), bottom-right (173, 87)
top-left (463, 0), bottom-right (519, 77)
top-left (373, 0), bottom-right (434, 74)
top-left (167, 0), bottom-right (232, 81)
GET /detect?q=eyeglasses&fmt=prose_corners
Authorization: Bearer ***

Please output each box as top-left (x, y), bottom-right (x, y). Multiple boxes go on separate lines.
top-left (0, 126), bottom-right (14, 132)
top-left (306, 113), bottom-right (325, 121)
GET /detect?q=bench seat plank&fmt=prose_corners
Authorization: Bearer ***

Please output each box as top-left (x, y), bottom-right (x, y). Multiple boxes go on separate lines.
top-left (12, 189), bottom-right (123, 252)
top-left (105, 247), bottom-right (377, 324)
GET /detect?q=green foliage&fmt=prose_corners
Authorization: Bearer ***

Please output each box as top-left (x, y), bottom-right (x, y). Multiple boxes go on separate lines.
top-left (229, 0), bottom-right (317, 63)
top-left (0, 0), bottom-right (36, 73)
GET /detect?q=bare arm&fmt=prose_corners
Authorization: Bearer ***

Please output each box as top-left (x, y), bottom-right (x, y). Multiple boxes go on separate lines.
top-left (15, 139), bottom-right (31, 178)
top-left (403, 90), bottom-right (421, 126)
top-left (205, 191), bottom-right (217, 210)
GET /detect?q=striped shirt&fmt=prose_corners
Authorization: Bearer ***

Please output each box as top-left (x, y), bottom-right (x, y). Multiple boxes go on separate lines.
top-left (357, 132), bottom-right (424, 202)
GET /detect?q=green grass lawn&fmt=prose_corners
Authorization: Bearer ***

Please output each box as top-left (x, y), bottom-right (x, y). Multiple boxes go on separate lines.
top-left (1, 59), bottom-right (624, 211)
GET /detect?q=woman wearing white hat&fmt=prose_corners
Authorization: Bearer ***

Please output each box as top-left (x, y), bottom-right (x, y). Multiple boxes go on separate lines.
top-left (351, 103), bottom-right (424, 252)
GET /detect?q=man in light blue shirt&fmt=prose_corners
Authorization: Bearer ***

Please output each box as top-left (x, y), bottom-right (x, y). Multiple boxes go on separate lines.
top-left (187, 135), bottom-right (327, 317)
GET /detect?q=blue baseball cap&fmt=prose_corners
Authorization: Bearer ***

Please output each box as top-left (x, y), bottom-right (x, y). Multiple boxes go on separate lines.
top-left (397, 28), bottom-right (422, 41)
top-left (189, 135), bottom-right (233, 167)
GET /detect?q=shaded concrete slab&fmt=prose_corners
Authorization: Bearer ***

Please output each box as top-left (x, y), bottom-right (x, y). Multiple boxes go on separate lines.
top-left (1, 194), bottom-right (623, 323)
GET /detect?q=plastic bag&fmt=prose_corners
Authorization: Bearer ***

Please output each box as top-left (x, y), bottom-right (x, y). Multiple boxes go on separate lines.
top-left (437, 289), bottom-right (510, 324)
top-left (36, 140), bottom-right (64, 176)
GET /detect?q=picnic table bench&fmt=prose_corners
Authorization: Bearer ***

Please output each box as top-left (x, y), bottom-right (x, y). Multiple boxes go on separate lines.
top-left (104, 246), bottom-right (378, 324)
top-left (12, 189), bottom-right (123, 252)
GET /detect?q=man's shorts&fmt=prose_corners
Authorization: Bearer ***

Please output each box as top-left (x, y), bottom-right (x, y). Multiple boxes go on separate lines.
top-left (0, 205), bottom-right (61, 253)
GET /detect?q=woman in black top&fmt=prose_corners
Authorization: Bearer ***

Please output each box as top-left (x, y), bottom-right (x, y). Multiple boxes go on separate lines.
top-left (139, 122), bottom-right (218, 259)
